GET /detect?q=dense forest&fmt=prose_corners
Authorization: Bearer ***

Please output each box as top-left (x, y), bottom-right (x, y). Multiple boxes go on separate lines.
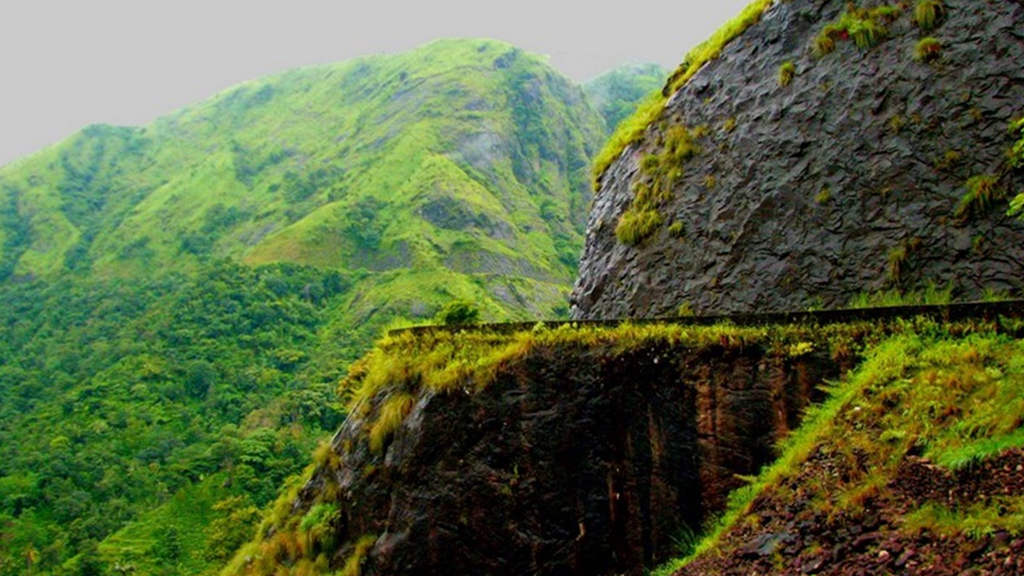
top-left (0, 264), bottom-right (355, 575)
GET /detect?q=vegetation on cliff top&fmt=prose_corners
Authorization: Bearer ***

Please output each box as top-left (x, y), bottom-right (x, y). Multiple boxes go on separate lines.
top-left (591, 0), bottom-right (775, 188)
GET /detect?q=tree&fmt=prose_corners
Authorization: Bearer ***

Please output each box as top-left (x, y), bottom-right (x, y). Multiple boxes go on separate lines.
top-left (184, 360), bottom-right (216, 399)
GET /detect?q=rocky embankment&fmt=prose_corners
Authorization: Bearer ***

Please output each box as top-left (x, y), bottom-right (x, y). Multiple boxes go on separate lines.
top-left (573, 0), bottom-right (1024, 319)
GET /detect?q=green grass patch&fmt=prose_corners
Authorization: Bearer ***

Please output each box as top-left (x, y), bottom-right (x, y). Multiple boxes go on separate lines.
top-left (613, 126), bottom-right (703, 245)
top-left (904, 498), bottom-right (1024, 538)
top-left (848, 284), bottom-right (953, 308)
top-left (814, 3), bottom-right (903, 56)
top-left (615, 207), bottom-right (664, 245)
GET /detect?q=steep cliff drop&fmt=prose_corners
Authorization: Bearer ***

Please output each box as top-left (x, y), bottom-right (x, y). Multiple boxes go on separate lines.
top-left (224, 323), bottom-right (870, 576)
top-left (573, 0), bottom-right (1024, 319)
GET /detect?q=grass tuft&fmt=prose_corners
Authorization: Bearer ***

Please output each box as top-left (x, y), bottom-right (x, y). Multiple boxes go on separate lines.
top-left (615, 208), bottom-right (664, 246)
top-left (814, 4), bottom-right (901, 56)
top-left (368, 393), bottom-right (415, 452)
top-left (956, 175), bottom-right (1001, 219)
top-left (1006, 118), bottom-right (1024, 218)
top-left (339, 535), bottom-right (377, 576)
top-left (915, 0), bottom-right (945, 31)
top-left (915, 37), bottom-right (942, 62)
top-left (778, 62), bottom-right (796, 87)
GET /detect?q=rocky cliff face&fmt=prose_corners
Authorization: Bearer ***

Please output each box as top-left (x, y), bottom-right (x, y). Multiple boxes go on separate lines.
top-left (227, 325), bottom-right (860, 576)
top-left (303, 344), bottom-right (836, 576)
top-left (572, 0), bottom-right (1024, 319)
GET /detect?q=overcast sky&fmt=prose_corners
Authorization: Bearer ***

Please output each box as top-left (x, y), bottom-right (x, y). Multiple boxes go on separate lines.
top-left (0, 0), bottom-right (753, 168)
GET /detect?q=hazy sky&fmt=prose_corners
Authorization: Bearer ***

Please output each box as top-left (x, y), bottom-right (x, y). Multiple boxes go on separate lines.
top-left (0, 0), bottom-right (753, 167)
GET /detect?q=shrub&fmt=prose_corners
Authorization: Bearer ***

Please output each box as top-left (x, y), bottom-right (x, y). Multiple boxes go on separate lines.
top-left (778, 62), bottom-right (796, 87)
top-left (435, 301), bottom-right (480, 326)
top-left (915, 37), bottom-right (942, 62)
top-left (915, 0), bottom-right (945, 31)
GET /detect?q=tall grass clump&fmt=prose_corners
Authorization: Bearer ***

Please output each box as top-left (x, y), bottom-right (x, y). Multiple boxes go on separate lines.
top-left (814, 4), bottom-right (902, 56)
top-left (615, 208), bottom-right (664, 246)
top-left (368, 393), bottom-right (415, 452)
top-left (778, 62), bottom-right (796, 87)
top-left (915, 0), bottom-right (945, 31)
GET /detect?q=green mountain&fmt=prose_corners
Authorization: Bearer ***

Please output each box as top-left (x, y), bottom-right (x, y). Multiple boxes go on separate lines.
top-left (582, 63), bottom-right (666, 133)
top-left (0, 38), bottom-right (654, 576)
top-left (1, 39), bottom-right (604, 321)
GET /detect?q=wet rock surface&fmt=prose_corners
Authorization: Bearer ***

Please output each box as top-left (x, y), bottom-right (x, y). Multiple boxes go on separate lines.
top-left (573, 0), bottom-right (1024, 319)
top-left (297, 342), bottom-right (840, 576)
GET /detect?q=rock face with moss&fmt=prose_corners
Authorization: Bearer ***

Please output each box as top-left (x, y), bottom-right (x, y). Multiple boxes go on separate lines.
top-left (572, 0), bottom-right (1024, 319)
top-left (224, 325), bottom-right (854, 576)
